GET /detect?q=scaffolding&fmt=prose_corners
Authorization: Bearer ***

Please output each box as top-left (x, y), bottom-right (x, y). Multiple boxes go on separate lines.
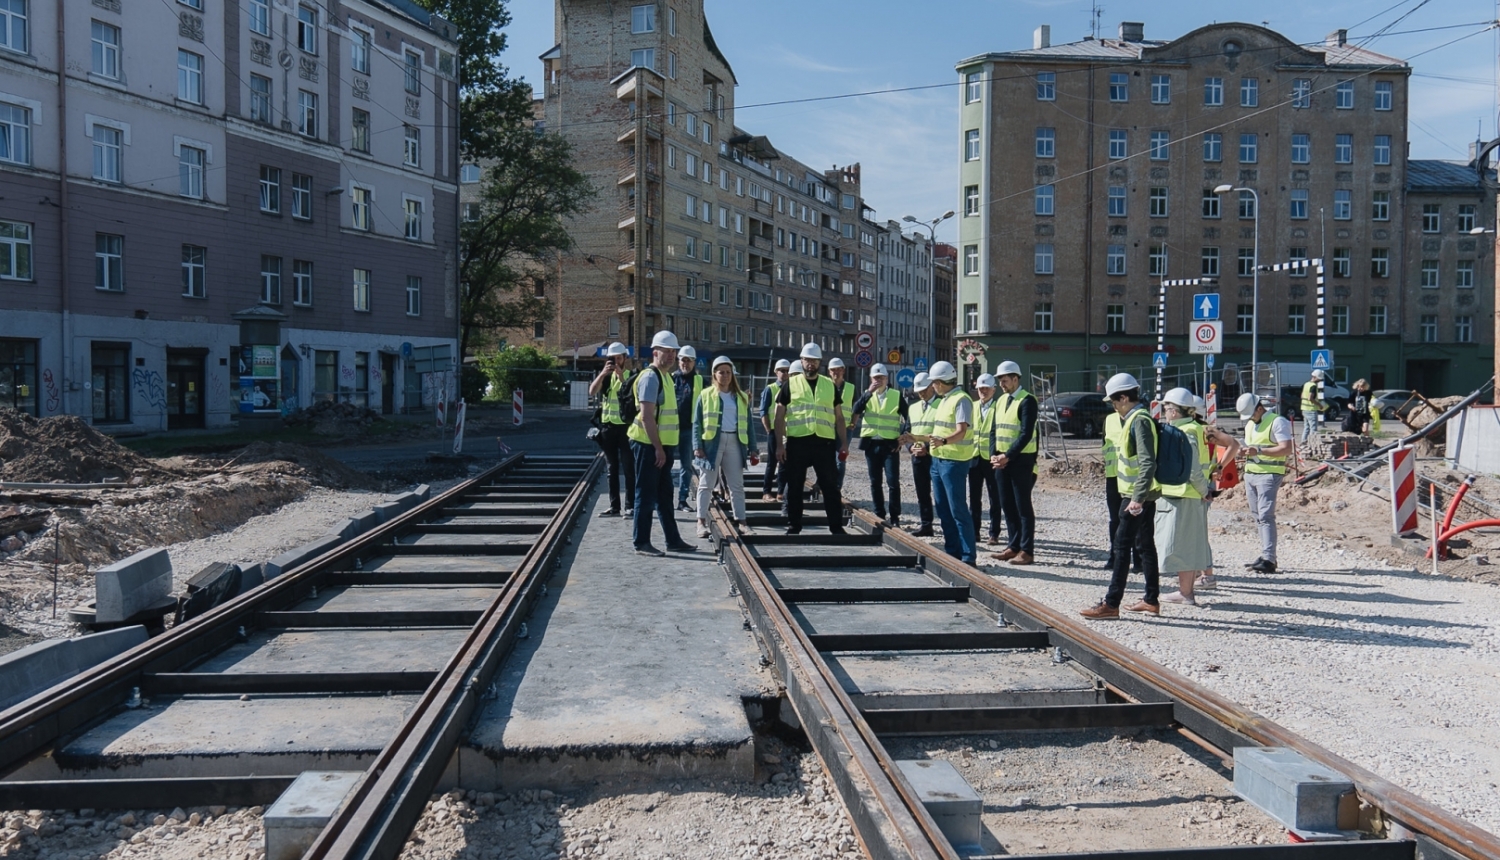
top-left (1031, 373), bottom-right (1068, 461)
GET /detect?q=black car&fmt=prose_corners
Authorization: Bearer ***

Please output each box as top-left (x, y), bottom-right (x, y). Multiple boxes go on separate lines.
top-left (1042, 392), bottom-right (1115, 438)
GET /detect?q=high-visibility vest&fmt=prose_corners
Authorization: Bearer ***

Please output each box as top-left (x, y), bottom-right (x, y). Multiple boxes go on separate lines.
top-left (785, 374), bottom-right (836, 439)
top-left (929, 390), bottom-right (976, 461)
top-left (909, 398), bottom-right (934, 456)
top-left (680, 372), bottom-right (703, 404)
top-left (836, 381), bottom-right (855, 415)
top-left (627, 367), bottom-right (678, 447)
top-left (1301, 381), bottom-right (1323, 418)
top-left (1102, 411), bottom-right (1124, 479)
top-left (600, 368), bottom-right (633, 425)
top-left (970, 398), bottom-right (997, 460)
top-left (1116, 406), bottom-right (1158, 497)
top-left (994, 389), bottom-right (1037, 456)
top-left (1160, 418), bottom-right (1208, 499)
top-left (699, 388), bottom-right (749, 446)
top-left (1245, 412), bottom-right (1288, 475)
top-left (859, 389), bottom-right (902, 440)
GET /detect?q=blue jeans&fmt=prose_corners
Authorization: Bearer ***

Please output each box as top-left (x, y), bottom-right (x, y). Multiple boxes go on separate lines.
top-left (931, 457), bottom-right (975, 564)
top-left (632, 441), bottom-right (685, 549)
top-left (675, 439), bottom-right (694, 506)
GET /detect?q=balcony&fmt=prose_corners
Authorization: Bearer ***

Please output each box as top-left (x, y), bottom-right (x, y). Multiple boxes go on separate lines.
top-left (616, 244), bottom-right (653, 272)
top-left (617, 119), bottom-right (662, 143)
top-left (749, 234), bottom-right (773, 251)
top-left (616, 154), bottom-right (660, 187)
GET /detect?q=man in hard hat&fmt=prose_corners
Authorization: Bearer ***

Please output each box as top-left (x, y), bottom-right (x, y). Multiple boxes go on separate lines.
top-left (849, 363), bottom-right (908, 527)
top-left (587, 341), bottom-right (635, 518)
top-left (1237, 392), bottom-right (1293, 573)
top-left (901, 373), bottom-right (938, 536)
top-left (967, 373), bottom-right (1002, 548)
top-left (1081, 373), bottom-right (1161, 618)
top-left (774, 343), bottom-right (849, 535)
top-left (990, 361), bottom-right (1038, 564)
top-left (673, 345), bottom-right (705, 511)
top-left (627, 331), bottom-right (697, 556)
top-left (828, 357), bottom-right (856, 493)
top-left (1300, 370), bottom-right (1328, 447)
top-left (760, 359), bottom-right (792, 503)
top-left (924, 360), bottom-right (977, 564)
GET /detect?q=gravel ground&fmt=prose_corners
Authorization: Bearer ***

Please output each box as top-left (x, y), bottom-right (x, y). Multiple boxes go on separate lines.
top-left (840, 450), bottom-right (1500, 834)
top-left (0, 804), bottom-right (265, 859)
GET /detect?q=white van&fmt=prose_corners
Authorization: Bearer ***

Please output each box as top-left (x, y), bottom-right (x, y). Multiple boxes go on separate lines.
top-left (1221, 362), bottom-right (1350, 419)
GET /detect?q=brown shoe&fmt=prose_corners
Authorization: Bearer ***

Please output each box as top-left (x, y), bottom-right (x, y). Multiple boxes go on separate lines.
top-left (1079, 601), bottom-right (1120, 619)
top-left (1123, 600), bottom-right (1161, 616)
top-left (1010, 551), bottom-right (1034, 565)
top-left (993, 548), bottom-right (1019, 561)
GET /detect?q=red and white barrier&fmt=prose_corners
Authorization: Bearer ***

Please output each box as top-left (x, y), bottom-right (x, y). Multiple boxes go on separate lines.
top-left (513, 389), bottom-right (525, 427)
top-left (452, 400), bottom-right (467, 454)
top-left (1389, 445), bottom-right (1418, 535)
top-left (1206, 394), bottom-right (1218, 426)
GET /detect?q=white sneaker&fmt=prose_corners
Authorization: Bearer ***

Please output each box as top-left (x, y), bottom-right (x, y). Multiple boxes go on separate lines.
top-left (1159, 591), bottom-right (1196, 606)
top-left (1195, 573), bottom-right (1217, 591)
top-left (737, 521), bottom-right (754, 534)
top-left (696, 524), bottom-right (711, 538)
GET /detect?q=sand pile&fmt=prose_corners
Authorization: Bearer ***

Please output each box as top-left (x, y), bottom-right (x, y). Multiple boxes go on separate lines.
top-left (0, 411), bottom-right (178, 485)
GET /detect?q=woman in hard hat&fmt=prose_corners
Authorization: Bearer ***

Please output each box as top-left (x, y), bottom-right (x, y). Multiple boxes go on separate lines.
top-left (1155, 389), bottom-right (1236, 605)
top-left (692, 356), bottom-right (758, 537)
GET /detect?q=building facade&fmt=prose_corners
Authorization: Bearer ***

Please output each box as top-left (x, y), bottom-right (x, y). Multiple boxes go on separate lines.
top-left (874, 221), bottom-right (934, 371)
top-left (933, 243), bottom-right (956, 364)
top-left (951, 22), bottom-right (1489, 395)
top-left (0, 0), bottom-right (459, 430)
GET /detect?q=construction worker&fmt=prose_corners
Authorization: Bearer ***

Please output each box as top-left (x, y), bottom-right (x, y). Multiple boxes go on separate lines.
top-left (925, 361), bottom-right (976, 565)
top-left (828, 357), bottom-right (856, 492)
top-left (991, 361), bottom-right (1038, 565)
top-left (692, 356), bottom-right (757, 537)
top-left (849, 363), bottom-right (908, 527)
top-left (1101, 401), bottom-right (1128, 570)
top-left (1081, 373), bottom-right (1160, 619)
top-left (587, 341), bottom-right (635, 518)
top-left (673, 345), bottom-right (705, 511)
top-left (760, 359), bottom-right (791, 502)
top-left (967, 373), bottom-right (1002, 547)
top-left (628, 331), bottom-right (697, 557)
top-left (1237, 392), bottom-right (1294, 573)
top-left (774, 343), bottom-right (848, 535)
top-left (902, 373), bottom-right (938, 536)
top-left (1300, 369), bottom-right (1328, 446)
top-left (1156, 389), bottom-right (1222, 605)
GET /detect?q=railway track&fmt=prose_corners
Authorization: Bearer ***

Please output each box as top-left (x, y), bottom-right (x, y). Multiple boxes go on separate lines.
top-left (712, 494), bottom-right (1500, 860)
top-left (0, 452), bottom-right (599, 860)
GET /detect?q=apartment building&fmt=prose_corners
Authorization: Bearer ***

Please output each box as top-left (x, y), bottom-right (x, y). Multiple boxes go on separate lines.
top-left (0, 0), bottom-right (459, 430)
top-left (874, 221), bottom-right (934, 370)
top-left (954, 21), bottom-right (1448, 392)
top-left (536, 0), bottom-right (879, 377)
top-left (933, 243), bottom-right (956, 363)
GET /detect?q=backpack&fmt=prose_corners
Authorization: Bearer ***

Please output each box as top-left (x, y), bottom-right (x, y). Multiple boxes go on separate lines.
top-left (616, 368), bottom-right (644, 423)
top-left (1153, 420), bottom-right (1194, 486)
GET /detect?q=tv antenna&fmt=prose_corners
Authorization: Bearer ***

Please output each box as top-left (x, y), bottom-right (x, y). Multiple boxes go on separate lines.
top-left (1090, 1), bottom-right (1103, 39)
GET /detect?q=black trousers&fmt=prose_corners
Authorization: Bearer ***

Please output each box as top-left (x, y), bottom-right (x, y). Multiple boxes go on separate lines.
top-left (762, 431), bottom-right (787, 497)
top-left (912, 452), bottom-right (934, 527)
top-left (996, 454), bottom-right (1037, 553)
top-left (1104, 497), bottom-right (1160, 607)
top-left (967, 458), bottom-right (1001, 543)
top-left (599, 423), bottom-right (635, 511)
top-left (863, 439), bottom-right (902, 521)
top-left (1104, 478), bottom-right (1141, 569)
top-left (784, 436), bottom-right (842, 531)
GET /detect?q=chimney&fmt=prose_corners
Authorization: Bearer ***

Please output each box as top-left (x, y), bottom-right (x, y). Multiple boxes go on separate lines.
top-left (1325, 29), bottom-right (1347, 47)
top-left (1033, 25), bottom-right (1051, 50)
top-left (1119, 21), bottom-right (1144, 42)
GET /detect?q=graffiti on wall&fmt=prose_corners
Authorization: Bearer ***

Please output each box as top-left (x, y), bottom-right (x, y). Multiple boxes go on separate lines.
top-left (42, 369), bottom-right (60, 413)
top-left (132, 368), bottom-right (167, 411)
top-left (421, 371), bottom-right (456, 407)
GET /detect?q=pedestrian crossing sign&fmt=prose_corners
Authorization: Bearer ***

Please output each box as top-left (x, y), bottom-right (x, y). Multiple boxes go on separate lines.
top-left (1311, 349), bottom-right (1333, 370)
top-left (1153, 352), bottom-right (1168, 369)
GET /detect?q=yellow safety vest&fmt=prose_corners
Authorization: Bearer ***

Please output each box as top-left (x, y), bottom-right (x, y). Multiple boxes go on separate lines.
top-left (971, 398), bottom-right (997, 460)
top-left (786, 374), bottom-right (836, 439)
top-left (1301, 381), bottom-right (1323, 418)
top-left (699, 388), bottom-right (749, 446)
top-left (994, 389), bottom-right (1037, 456)
top-left (1160, 418), bottom-right (1208, 500)
top-left (859, 389), bottom-right (902, 440)
top-left (1245, 413), bottom-right (1288, 475)
top-left (930, 390), bottom-right (976, 462)
top-left (627, 367), bottom-right (678, 447)
top-left (1102, 411), bottom-right (1124, 479)
top-left (1116, 406), bottom-right (1158, 497)
top-left (600, 368), bottom-right (633, 425)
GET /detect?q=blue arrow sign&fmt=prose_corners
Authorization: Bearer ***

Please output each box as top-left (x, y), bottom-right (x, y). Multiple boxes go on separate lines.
top-left (895, 368), bottom-right (917, 388)
top-left (1310, 348), bottom-right (1333, 370)
top-left (1192, 293), bottom-right (1220, 321)
top-left (914, 356), bottom-right (928, 371)
top-left (1206, 354), bottom-right (1216, 370)
top-left (1153, 352), bottom-right (1169, 369)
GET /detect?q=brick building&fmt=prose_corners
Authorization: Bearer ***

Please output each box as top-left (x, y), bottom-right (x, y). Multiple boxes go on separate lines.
top-left (933, 243), bottom-right (956, 363)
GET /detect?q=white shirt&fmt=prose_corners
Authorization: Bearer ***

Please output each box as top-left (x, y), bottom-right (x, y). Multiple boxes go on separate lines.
top-left (719, 392), bottom-right (739, 434)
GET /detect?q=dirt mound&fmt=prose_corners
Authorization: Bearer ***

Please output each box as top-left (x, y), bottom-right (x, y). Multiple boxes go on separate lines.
top-left (284, 400), bottom-right (385, 436)
top-left (1404, 396), bottom-right (1467, 442)
top-left (231, 441), bottom-right (380, 490)
top-left (0, 410), bottom-right (178, 485)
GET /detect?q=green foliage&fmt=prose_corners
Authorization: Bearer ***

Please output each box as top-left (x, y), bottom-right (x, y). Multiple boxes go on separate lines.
top-left (476, 345), bottom-right (568, 404)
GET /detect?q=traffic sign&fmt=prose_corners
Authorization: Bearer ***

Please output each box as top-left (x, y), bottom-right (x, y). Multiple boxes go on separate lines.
top-left (1099, 343), bottom-right (1111, 354)
top-left (895, 368), bottom-right (916, 388)
top-left (854, 349), bottom-right (874, 368)
top-left (1311, 348), bottom-right (1333, 370)
top-left (1190, 320), bottom-right (1223, 354)
top-left (1192, 293), bottom-right (1220, 321)
top-left (856, 331), bottom-right (874, 350)
top-left (914, 356), bottom-right (928, 371)
top-left (887, 349), bottom-right (902, 364)
top-left (1206, 354), bottom-right (1216, 369)
top-left (1153, 352), bottom-right (1169, 369)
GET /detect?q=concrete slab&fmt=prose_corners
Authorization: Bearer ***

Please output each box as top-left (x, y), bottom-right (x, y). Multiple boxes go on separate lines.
top-left (791, 602), bottom-right (997, 636)
top-left (266, 535), bottom-right (343, 579)
top-left (302, 585), bottom-right (498, 614)
top-left (826, 649), bottom-right (1094, 698)
top-left (373, 501), bottom-right (403, 524)
top-left (193, 628), bottom-right (468, 675)
top-left (265, 771), bottom-right (363, 860)
top-left (1234, 746), bottom-right (1356, 836)
top-left (94, 548), bottom-right (172, 624)
top-left (461, 491), bottom-right (765, 790)
top-left (360, 555), bottom-right (519, 575)
top-left (395, 533), bottom-right (534, 547)
top-left (768, 568), bottom-right (933, 591)
top-left (895, 759), bottom-right (983, 850)
top-left (0, 626), bottom-right (148, 711)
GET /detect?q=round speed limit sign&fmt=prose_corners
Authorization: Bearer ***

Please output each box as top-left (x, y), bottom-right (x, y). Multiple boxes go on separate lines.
top-left (1191, 321), bottom-right (1223, 354)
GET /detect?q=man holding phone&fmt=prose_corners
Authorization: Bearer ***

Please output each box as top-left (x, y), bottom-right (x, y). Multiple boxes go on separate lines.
top-left (588, 342), bottom-right (635, 518)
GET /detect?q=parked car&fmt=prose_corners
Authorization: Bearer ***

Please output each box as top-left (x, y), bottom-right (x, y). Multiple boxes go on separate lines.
top-left (1041, 392), bottom-right (1115, 438)
top-left (1371, 389), bottom-right (1420, 420)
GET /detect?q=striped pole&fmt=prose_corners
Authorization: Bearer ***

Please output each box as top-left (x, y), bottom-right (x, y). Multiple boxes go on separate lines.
top-left (1315, 262), bottom-right (1326, 433)
top-left (1389, 445), bottom-right (1418, 535)
top-left (1155, 278), bottom-right (1167, 408)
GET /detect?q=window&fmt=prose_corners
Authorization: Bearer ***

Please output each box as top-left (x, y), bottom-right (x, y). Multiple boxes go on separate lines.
top-left (250, 75), bottom-right (272, 123)
top-left (1201, 246), bottom-right (1220, 277)
top-left (1034, 243), bottom-right (1053, 274)
top-left (630, 48), bottom-right (654, 69)
top-left (0, 0), bottom-right (25, 52)
top-left (1202, 132), bottom-right (1221, 162)
top-left (248, 0), bottom-right (269, 36)
top-left (1288, 247), bottom-right (1307, 276)
top-left (1034, 303), bottom-right (1053, 332)
top-left (351, 28), bottom-right (370, 74)
top-left (1374, 81), bottom-right (1392, 110)
top-left (1147, 304), bottom-right (1159, 334)
top-left (1369, 305), bottom-right (1387, 335)
top-left (1108, 185), bottom-right (1127, 217)
top-left (404, 49), bottom-right (422, 94)
top-left (1204, 77), bottom-right (1223, 106)
top-left (1238, 190), bottom-right (1256, 219)
top-left (1289, 189), bottom-right (1308, 220)
top-left (260, 255), bottom-right (281, 304)
top-left (0, 101), bottom-right (30, 165)
top-left (176, 245), bottom-right (205, 298)
top-left (1150, 74), bottom-right (1170, 104)
top-left (91, 123), bottom-right (122, 182)
top-left (1106, 244), bottom-right (1126, 275)
top-left (351, 186), bottom-right (370, 230)
top-left (1106, 304), bottom-right (1125, 333)
top-left (1035, 127), bottom-right (1054, 158)
top-left (1290, 133), bottom-right (1309, 164)
top-left (667, 52), bottom-right (676, 78)
top-left (1333, 189), bottom-right (1351, 220)
top-left (1371, 248), bottom-right (1389, 278)
top-left (0, 220), bottom-right (31, 280)
top-left (406, 276), bottom-right (422, 316)
top-left (1238, 248), bottom-right (1256, 277)
top-left (1240, 77), bottom-right (1258, 107)
top-left (296, 5), bottom-right (317, 53)
top-left (1331, 80), bottom-right (1355, 109)
top-left (90, 345), bottom-right (129, 424)
top-left (1149, 130), bottom-right (1169, 160)
top-left (1287, 305), bottom-right (1305, 334)
top-left (1034, 184), bottom-right (1054, 216)
top-left (404, 198), bottom-right (422, 241)
top-left (352, 268), bottom-right (370, 311)
top-left (1422, 204), bottom-right (1441, 233)
top-left (1372, 191), bottom-right (1390, 221)
top-left (1421, 260), bottom-right (1439, 288)
top-left (298, 91), bottom-right (318, 137)
top-left (259, 166), bottom-right (281, 213)
top-left (1369, 134), bottom-right (1391, 167)
top-left (1334, 134), bottom-right (1352, 164)
top-left (964, 185), bottom-right (980, 216)
top-left (169, 145), bottom-right (205, 199)
top-left (631, 4), bottom-right (656, 33)
top-left (94, 234), bottom-right (122, 291)
top-left (1149, 245), bottom-right (1167, 276)
top-left (1457, 315), bottom-right (1474, 343)
top-left (702, 122), bottom-right (712, 144)
top-left (1331, 306), bottom-right (1350, 336)
top-left (1036, 72), bottom-right (1054, 101)
top-left (403, 125), bottom-right (420, 167)
top-left (964, 129), bottom-right (980, 161)
top-left (292, 259), bottom-right (313, 306)
top-left (177, 50), bottom-right (203, 104)
top-left (1104, 72), bottom-right (1127, 102)
top-left (1458, 204), bottom-right (1476, 232)
top-left (963, 245), bottom-right (979, 276)
top-left (1420, 314), bottom-right (1437, 343)
top-left (1108, 129), bottom-right (1127, 160)
top-left (1235, 303), bottom-right (1253, 333)
top-left (1332, 248), bottom-right (1350, 278)
top-left (1457, 260), bottom-right (1475, 289)
top-left (1292, 78), bottom-right (1311, 108)
top-left (965, 71), bottom-right (982, 103)
top-left (667, 6), bottom-right (676, 34)
top-left (1148, 187), bottom-right (1168, 217)
top-left (91, 21), bottom-right (119, 78)
top-left (291, 173), bottom-right (312, 219)
top-left (345, 110), bottom-right (372, 154)
top-left (1238, 133), bottom-right (1257, 163)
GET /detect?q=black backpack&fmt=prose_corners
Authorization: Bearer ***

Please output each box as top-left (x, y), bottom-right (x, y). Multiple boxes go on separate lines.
top-left (1153, 420), bottom-right (1194, 486)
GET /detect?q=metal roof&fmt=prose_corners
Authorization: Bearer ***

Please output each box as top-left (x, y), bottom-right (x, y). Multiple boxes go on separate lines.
top-left (1406, 159), bottom-right (1486, 193)
top-left (959, 23), bottom-right (1407, 69)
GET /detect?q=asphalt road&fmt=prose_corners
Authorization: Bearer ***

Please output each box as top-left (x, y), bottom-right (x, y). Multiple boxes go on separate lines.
top-left (328, 406), bottom-right (598, 470)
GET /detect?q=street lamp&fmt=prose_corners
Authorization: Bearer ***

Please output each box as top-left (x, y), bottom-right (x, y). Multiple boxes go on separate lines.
top-left (1213, 184), bottom-right (1259, 371)
top-left (902, 210), bottom-right (955, 367)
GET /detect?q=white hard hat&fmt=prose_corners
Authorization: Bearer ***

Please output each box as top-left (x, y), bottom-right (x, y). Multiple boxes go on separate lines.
top-left (606, 342), bottom-right (628, 357)
top-left (828, 357), bottom-right (845, 369)
top-left (976, 373), bottom-right (997, 389)
top-left (1311, 369), bottom-right (1325, 380)
top-left (871, 363), bottom-right (889, 377)
top-left (1192, 395), bottom-right (1208, 413)
top-left (1103, 372), bottom-right (1139, 399)
top-left (1164, 387), bottom-right (1196, 410)
top-left (930, 360), bottom-right (958, 382)
top-left (912, 372), bottom-right (932, 392)
top-left (775, 359), bottom-right (791, 371)
top-left (996, 360), bottom-right (1022, 377)
top-left (678, 345), bottom-right (697, 360)
top-left (800, 342), bottom-right (823, 360)
top-left (790, 360), bottom-right (804, 374)
top-left (651, 330), bottom-right (680, 350)
top-left (1236, 392), bottom-right (1262, 420)
top-left (711, 355), bottom-right (733, 370)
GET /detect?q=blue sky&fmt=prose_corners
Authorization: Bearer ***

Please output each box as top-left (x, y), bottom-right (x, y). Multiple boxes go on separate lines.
top-left (501, 0), bottom-right (1497, 243)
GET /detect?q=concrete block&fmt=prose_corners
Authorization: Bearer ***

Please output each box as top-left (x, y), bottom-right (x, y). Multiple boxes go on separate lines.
top-left (351, 509), bottom-right (379, 536)
top-left (329, 518), bottom-right (359, 541)
top-left (235, 563), bottom-right (266, 595)
top-left (894, 759), bottom-right (982, 850)
top-left (391, 491), bottom-right (421, 513)
top-left (175, 563), bottom-right (242, 625)
top-left (1234, 746), bottom-right (1354, 836)
top-left (94, 548), bottom-right (172, 624)
top-left (264, 771), bottom-right (363, 860)
top-left (412, 484), bottom-right (431, 502)
top-left (265, 535), bottom-right (343, 579)
top-left (373, 501), bottom-right (402, 524)
top-left (0, 626), bottom-right (148, 711)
